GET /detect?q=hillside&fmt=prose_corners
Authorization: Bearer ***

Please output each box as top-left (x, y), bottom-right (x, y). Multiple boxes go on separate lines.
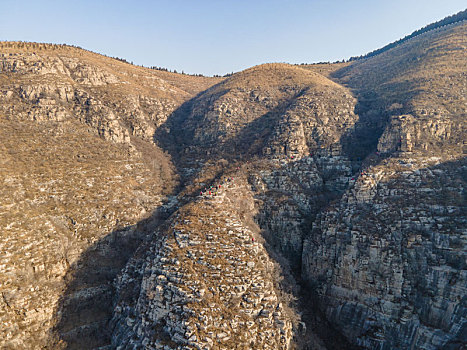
top-left (0, 117), bottom-right (168, 348)
top-left (0, 16), bottom-right (466, 350)
top-left (333, 21), bottom-right (466, 156)
top-left (0, 42), bottom-right (222, 144)
top-left (348, 9), bottom-right (466, 61)
top-left (159, 63), bottom-right (358, 164)
top-left (0, 42), bottom-right (221, 349)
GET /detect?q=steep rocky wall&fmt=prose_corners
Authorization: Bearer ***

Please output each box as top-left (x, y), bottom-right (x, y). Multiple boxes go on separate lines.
top-left (293, 24), bottom-right (467, 349)
top-left (248, 154), bottom-right (354, 270)
top-left (302, 154), bottom-right (466, 349)
top-left (377, 114), bottom-right (465, 154)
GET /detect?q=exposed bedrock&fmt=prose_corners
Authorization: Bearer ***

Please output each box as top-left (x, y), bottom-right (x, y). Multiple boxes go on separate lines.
top-left (302, 155), bottom-right (466, 349)
top-left (109, 176), bottom-right (299, 349)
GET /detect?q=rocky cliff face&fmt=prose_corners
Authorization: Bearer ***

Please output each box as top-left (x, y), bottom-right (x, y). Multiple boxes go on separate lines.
top-left (0, 19), bottom-right (466, 350)
top-left (302, 154), bottom-right (466, 349)
top-left (299, 22), bottom-right (467, 349)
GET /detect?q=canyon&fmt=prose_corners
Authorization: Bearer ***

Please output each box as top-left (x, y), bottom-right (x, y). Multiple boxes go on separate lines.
top-left (0, 16), bottom-right (465, 350)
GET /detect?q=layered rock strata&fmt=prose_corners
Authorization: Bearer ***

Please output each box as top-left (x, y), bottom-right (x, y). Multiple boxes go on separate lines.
top-left (302, 153), bottom-right (466, 349)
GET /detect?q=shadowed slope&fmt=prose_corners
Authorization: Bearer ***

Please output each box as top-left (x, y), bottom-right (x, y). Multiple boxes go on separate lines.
top-left (158, 63), bottom-right (360, 167)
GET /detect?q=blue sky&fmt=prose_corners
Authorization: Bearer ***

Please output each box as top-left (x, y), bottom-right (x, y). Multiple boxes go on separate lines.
top-left (0, 0), bottom-right (465, 75)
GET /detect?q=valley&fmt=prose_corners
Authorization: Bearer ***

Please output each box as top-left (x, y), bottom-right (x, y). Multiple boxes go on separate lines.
top-left (0, 15), bottom-right (465, 350)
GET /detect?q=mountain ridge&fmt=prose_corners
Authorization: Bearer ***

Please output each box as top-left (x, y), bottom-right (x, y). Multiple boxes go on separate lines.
top-left (0, 16), bottom-right (465, 350)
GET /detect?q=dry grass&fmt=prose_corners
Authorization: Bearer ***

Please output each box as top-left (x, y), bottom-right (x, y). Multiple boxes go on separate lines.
top-left (213, 63), bottom-right (343, 93)
top-left (0, 41), bottom-right (222, 97)
top-left (0, 117), bottom-right (167, 348)
top-left (297, 62), bottom-right (350, 78)
top-left (334, 22), bottom-right (467, 115)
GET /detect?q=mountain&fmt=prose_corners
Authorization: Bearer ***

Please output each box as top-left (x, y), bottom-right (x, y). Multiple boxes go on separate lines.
top-left (160, 63), bottom-right (358, 165)
top-left (0, 42), bottom-right (221, 349)
top-left (0, 14), bottom-right (465, 350)
top-left (300, 20), bottom-right (466, 349)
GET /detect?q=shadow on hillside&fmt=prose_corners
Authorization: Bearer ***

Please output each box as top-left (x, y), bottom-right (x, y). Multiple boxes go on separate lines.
top-left (50, 202), bottom-right (174, 349)
top-left (154, 88), bottom-right (307, 171)
top-left (49, 86), bottom-right (218, 349)
top-left (339, 94), bottom-right (388, 161)
top-left (331, 61), bottom-right (438, 163)
top-left (153, 87), bottom-right (229, 165)
top-left (48, 68), bottom-right (465, 349)
top-left (223, 97), bottom-right (302, 159)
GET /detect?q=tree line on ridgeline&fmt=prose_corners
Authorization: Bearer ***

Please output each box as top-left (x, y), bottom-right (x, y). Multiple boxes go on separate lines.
top-left (348, 8), bottom-right (466, 61)
top-left (2, 9), bottom-right (465, 76)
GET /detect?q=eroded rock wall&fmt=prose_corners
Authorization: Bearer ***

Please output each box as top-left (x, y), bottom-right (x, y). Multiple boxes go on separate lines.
top-left (302, 154), bottom-right (466, 349)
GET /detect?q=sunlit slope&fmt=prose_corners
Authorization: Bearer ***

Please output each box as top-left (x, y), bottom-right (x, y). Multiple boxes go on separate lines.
top-left (0, 42), bottom-right (222, 348)
top-left (333, 21), bottom-right (467, 154)
top-left (0, 42), bottom-right (222, 144)
top-left (164, 63), bottom-right (359, 162)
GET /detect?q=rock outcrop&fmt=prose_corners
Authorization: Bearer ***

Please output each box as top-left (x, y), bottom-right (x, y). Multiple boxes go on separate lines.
top-left (0, 43), bottom-right (221, 148)
top-left (110, 176), bottom-right (297, 349)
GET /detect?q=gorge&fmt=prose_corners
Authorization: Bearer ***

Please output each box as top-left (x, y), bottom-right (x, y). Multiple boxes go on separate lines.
top-left (0, 13), bottom-right (466, 350)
